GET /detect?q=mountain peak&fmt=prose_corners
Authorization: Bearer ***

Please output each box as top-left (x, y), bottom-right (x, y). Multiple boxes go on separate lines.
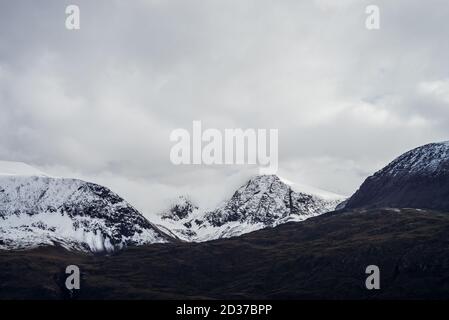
top-left (378, 141), bottom-right (449, 177)
top-left (345, 140), bottom-right (449, 211)
top-left (248, 174), bottom-right (280, 182)
top-left (158, 174), bottom-right (345, 242)
top-left (161, 195), bottom-right (199, 221)
top-left (244, 174), bottom-right (346, 201)
top-left (0, 175), bottom-right (172, 252)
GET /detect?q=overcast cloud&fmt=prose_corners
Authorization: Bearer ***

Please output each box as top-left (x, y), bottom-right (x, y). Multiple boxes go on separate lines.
top-left (0, 0), bottom-right (448, 216)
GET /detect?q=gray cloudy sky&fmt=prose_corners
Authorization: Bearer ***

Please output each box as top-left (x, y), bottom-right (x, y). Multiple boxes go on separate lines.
top-left (1, 0), bottom-right (449, 216)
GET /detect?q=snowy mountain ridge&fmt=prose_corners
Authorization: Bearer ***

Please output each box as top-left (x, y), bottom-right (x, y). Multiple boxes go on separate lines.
top-left (158, 175), bottom-right (345, 242)
top-left (0, 162), bottom-right (345, 251)
top-left (377, 141), bottom-right (449, 177)
top-left (0, 173), bottom-right (171, 252)
top-left (345, 141), bottom-right (449, 211)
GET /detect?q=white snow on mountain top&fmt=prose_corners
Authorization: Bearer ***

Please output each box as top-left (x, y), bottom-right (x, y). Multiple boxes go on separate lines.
top-left (0, 161), bottom-right (47, 177)
top-left (278, 176), bottom-right (346, 200)
top-left (379, 141), bottom-right (449, 176)
top-left (158, 175), bottom-right (346, 242)
top-left (0, 161), bottom-right (346, 250)
top-left (0, 175), bottom-right (169, 252)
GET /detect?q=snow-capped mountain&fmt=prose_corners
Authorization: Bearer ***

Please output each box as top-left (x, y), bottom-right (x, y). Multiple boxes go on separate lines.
top-left (345, 141), bottom-right (449, 211)
top-left (0, 162), bottom-right (345, 251)
top-left (158, 175), bottom-right (345, 241)
top-left (0, 164), bottom-right (171, 252)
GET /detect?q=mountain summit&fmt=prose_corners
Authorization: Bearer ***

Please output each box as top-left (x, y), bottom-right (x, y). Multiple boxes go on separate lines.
top-left (159, 175), bottom-right (345, 241)
top-left (0, 163), bottom-right (345, 251)
top-left (345, 141), bottom-right (449, 211)
top-left (0, 173), bottom-right (172, 252)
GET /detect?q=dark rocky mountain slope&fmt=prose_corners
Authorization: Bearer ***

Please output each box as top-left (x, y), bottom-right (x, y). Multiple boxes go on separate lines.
top-left (345, 141), bottom-right (449, 211)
